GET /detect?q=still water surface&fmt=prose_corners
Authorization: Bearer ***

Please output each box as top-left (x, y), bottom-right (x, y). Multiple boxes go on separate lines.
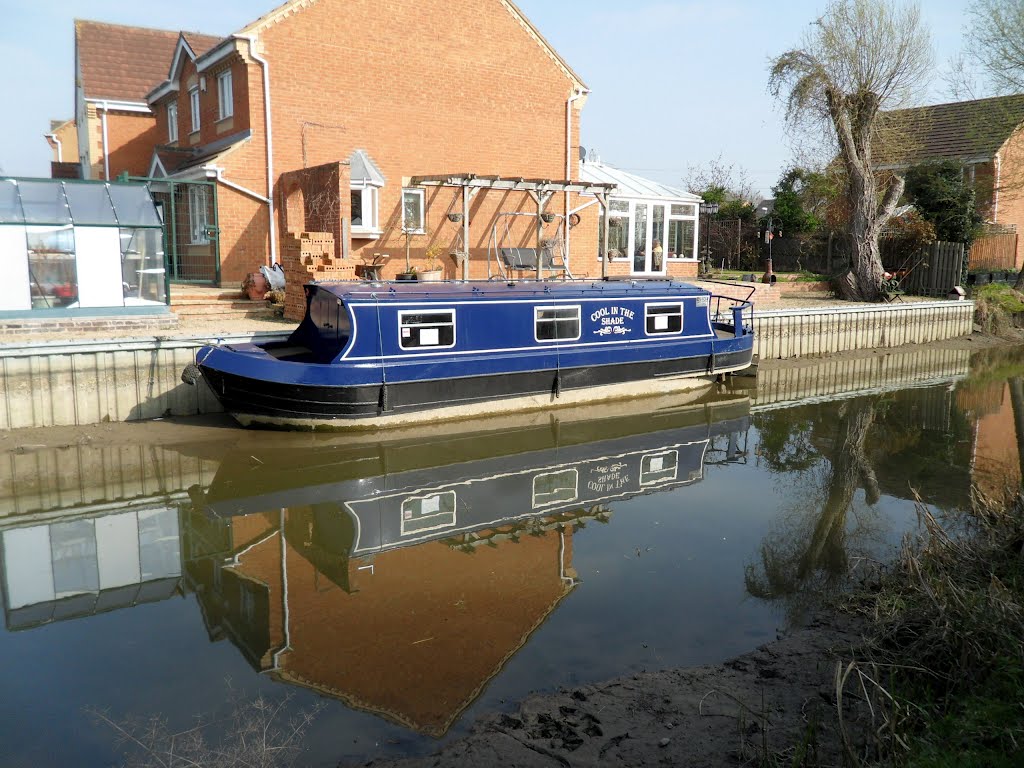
top-left (1, 346), bottom-right (1020, 766)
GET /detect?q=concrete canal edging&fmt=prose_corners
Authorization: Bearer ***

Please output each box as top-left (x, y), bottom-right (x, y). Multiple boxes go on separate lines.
top-left (0, 301), bottom-right (975, 429)
top-left (752, 300), bottom-right (975, 359)
top-left (0, 331), bottom-right (290, 430)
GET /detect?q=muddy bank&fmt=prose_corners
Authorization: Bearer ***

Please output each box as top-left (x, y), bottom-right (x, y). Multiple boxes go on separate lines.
top-left (357, 613), bottom-right (869, 768)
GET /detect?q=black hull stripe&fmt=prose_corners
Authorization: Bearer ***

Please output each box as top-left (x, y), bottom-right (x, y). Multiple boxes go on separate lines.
top-left (201, 349), bottom-right (753, 420)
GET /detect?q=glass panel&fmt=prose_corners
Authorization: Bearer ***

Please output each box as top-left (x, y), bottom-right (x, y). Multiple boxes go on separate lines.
top-left (652, 205), bottom-right (665, 272)
top-left (64, 183), bottom-right (117, 225)
top-left (641, 450), bottom-right (678, 486)
top-left (646, 304), bottom-right (683, 334)
top-left (533, 470), bottom-right (577, 506)
top-left (536, 307), bottom-right (580, 341)
top-left (19, 180), bottom-right (71, 225)
top-left (402, 189), bottom-right (424, 231)
top-left (26, 225), bottom-right (77, 308)
top-left (351, 190), bottom-right (363, 226)
top-left (138, 508), bottom-right (181, 581)
top-left (121, 228), bottom-right (166, 304)
top-left (0, 179), bottom-right (24, 223)
top-left (50, 520), bottom-right (99, 597)
top-left (609, 199), bottom-right (629, 213)
top-left (401, 491), bottom-right (457, 535)
top-left (108, 184), bottom-right (162, 227)
top-left (671, 204), bottom-right (695, 217)
top-left (633, 203), bottom-right (647, 272)
top-left (400, 311), bottom-right (455, 349)
top-left (668, 219), bottom-right (695, 259)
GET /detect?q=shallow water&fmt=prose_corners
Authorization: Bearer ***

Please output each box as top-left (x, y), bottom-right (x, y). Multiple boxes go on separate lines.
top-left (1, 345), bottom-right (1021, 767)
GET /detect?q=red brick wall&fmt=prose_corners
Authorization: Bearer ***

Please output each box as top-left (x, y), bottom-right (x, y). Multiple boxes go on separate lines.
top-left (91, 111), bottom-right (161, 179)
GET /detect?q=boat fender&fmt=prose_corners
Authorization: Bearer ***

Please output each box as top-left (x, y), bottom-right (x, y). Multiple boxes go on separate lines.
top-left (378, 383), bottom-right (389, 412)
top-left (553, 372), bottom-right (561, 398)
top-left (181, 362), bottom-right (202, 386)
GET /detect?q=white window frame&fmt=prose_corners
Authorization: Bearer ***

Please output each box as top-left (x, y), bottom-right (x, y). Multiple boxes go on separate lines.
top-left (534, 305), bottom-right (581, 343)
top-left (398, 308), bottom-right (456, 350)
top-left (217, 70), bottom-right (233, 120)
top-left (188, 185), bottom-right (210, 245)
top-left (167, 102), bottom-right (178, 143)
top-left (350, 183), bottom-right (382, 236)
top-left (601, 198), bottom-right (700, 263)
top-left (644, 302), bottom-right (684, 336)
top-left (189, 87), bottom-right (200, 133)
top-left (401, 188), bottom-right (425, 234)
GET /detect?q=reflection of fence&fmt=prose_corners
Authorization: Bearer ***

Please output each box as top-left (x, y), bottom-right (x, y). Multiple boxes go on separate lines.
top-left (969, 230), bottom-right (1018, 271)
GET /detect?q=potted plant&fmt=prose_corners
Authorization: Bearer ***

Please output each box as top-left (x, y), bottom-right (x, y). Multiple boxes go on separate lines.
top-left (416, 244), bottom-right (445, 281)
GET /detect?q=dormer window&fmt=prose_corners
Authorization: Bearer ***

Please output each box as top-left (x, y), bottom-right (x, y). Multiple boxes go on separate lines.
top-left (167, 102), bottom-right (178, 143)
top-left (217, 71), bottom-right (233, 120)
top-left (189, 87), bottom-right (200, 132)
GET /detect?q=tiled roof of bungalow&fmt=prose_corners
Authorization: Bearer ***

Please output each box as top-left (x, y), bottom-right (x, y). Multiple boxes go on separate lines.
top-left (75, 20), bottom-right (223, 103)
top-left (874, 94), bottom-right (1024, 169)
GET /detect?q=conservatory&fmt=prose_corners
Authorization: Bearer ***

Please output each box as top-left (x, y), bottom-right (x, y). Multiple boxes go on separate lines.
top-left (580, 160), bottom-right (702, 277)
top-left (0, 178), bottom-right (167, 315)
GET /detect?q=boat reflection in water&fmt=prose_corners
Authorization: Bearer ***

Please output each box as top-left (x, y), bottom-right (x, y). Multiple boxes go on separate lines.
top-left (184, 395), bottom-right (750, 736)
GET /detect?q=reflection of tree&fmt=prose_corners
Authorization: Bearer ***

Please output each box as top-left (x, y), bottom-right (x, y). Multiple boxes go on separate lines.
top-left (747, 399), bottom-right (879, 624)
top-left (1011, 377), bottom-right (1024, 485)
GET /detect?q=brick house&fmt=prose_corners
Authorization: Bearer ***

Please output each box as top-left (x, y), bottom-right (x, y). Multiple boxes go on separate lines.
top-left (65, 21), bottom-right (221, 182)
top-left (876, 94), bottom-right (1024, 268)
top-left (55, 2), bottom-right (702, 289)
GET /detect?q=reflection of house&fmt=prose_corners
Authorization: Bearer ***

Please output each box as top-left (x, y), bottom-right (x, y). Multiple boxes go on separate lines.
top-left (876, 95), bottom-right (1024, 267)
top-left (1, 507), bottom-right (182, 631)
top-left (183, 506), bottom-right (580, 736)
top-left (53, 2), bottom-right (704, 286)
top-left (959, 381), bottom-right (1023, 498)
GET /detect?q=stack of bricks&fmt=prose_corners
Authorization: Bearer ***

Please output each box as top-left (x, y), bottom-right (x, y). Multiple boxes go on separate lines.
top-left (282, 232), bottom-right (356, 321)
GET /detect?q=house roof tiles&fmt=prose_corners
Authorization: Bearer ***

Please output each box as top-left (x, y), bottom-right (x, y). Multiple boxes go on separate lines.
top-left (75, 20), bottom-right (222, 103)
top-left (875, 94), bottom-right (1024, 168)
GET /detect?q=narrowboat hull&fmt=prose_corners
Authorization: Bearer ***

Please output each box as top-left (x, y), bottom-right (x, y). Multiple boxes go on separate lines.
top-left (188, 279), bottom-right (755, 430)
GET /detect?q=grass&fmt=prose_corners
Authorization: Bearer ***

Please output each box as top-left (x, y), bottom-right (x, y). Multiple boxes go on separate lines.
top-left (838, 490), bottom-right (1024, 766)
top-left (972, 283), bottom-right (1024, 335)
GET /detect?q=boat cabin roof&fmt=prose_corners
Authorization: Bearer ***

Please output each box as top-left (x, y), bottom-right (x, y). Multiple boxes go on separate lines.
top-left (310, 279), bottom-right (708, 303)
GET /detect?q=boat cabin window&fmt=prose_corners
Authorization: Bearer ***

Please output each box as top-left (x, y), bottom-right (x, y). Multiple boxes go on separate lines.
top-left (533, 469), bottom-right (578, 508)
top-left (400, 491), bottom-right (457, 535)
top-left (645, 303), bottom-right (683, 335)
top-left (535, 306), bottom-right (581, 342)
top-left (399, 310), bottom-right (455, 350)
top-left (640, 450), bottom-right (678, 486)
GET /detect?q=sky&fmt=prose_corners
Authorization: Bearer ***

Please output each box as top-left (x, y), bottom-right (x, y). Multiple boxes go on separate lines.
top-left (0, 0), bottom-right (976, 198)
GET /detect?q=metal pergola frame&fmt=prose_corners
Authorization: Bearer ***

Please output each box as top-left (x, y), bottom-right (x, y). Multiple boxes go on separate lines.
top-left (410, 174), bottom-right (617, 281)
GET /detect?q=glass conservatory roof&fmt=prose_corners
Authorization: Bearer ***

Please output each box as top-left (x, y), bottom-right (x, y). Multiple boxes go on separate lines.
top-left (0, 178), bottom-right (162, 228)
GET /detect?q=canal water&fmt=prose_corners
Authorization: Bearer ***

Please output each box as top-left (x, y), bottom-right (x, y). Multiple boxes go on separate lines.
top-left (1, 345), bottom-right (1021, 767)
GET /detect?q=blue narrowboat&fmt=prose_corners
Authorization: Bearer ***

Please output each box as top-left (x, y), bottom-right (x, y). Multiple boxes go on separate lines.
top-left (185, 278), bottom-right (754, 429)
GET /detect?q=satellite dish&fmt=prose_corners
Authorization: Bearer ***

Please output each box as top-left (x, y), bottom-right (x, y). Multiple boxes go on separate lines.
top-left (579, 146), bottom-right (586, 162)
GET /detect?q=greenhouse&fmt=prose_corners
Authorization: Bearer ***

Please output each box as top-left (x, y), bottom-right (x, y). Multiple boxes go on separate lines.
top-left (0, 178), bottom-right (167, 314)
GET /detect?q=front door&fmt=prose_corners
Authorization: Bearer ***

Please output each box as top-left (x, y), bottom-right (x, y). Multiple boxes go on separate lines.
top-left (631, 203), bottom-right (667, 276)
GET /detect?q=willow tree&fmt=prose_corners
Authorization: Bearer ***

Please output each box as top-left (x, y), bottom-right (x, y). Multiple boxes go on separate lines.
top-left (769, 0), bottom-right (932, 301)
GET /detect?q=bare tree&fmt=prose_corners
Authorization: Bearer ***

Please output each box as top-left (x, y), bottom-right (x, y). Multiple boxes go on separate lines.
top-left (961, 1), bottom-right (1024, 95)
top-left (769, 0), bottom-right (932, 301)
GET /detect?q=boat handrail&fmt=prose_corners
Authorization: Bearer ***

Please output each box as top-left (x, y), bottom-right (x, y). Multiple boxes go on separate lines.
top-left (709, 292), bottom-right (754, 338)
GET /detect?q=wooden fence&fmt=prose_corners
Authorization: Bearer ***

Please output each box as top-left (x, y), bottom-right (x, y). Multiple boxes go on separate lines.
top-left (896, 241), bottom-right (965, 297)
top-left (968, 232), bottom-right (1018, 271)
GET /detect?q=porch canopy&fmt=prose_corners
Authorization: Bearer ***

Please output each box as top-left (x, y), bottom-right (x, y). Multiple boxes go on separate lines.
top-left (409, 174), bottom-right (617, 280)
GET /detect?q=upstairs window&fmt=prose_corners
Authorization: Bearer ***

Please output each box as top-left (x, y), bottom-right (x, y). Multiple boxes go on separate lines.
top-left (399, 310), bottom-right (455, 350)
top-left (645, 303), bottom-right (683, 335)
top-left (535, 306), bottom-right (581, 342)
top-left (217, 71), bottom-right (233, 120)
top-left (167, 102), bottom-right (178, 143)
top-left (189, 87), bottom-right (200, 132)
top-left (402, 188), bottom-right (425, 233)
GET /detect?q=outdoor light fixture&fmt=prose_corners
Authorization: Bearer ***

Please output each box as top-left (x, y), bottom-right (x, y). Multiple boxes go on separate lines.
top-left (699, 202), bottom-right (719, 273)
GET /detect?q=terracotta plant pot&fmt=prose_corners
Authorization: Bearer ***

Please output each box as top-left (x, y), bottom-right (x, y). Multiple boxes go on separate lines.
top-left (416, 269), bottom-right (443, 282)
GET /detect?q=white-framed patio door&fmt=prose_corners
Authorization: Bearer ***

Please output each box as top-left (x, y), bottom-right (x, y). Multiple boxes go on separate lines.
top-left (631, 202), bottom-right (667, 276)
